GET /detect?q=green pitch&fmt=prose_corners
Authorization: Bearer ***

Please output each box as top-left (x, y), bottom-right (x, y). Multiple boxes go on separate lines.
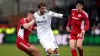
top-left (0, 44), bottom-right (100, 56)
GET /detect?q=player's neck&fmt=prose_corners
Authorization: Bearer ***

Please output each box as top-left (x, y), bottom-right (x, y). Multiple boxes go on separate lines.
top-left (40, 12), bottom-right (45, 15)
top-left (77, 9), bottom-right (82, 13)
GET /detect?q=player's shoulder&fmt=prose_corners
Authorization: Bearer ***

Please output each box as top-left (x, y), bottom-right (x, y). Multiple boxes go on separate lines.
top-left (34, 12), bottom-right (38, 16)
top-left (47, 11), bottom-right (55, 15)
top-left (82, 10), bottom-right (88, 17)
top-left (48, 11), bottom-right (53, 13)
top-left (19, 18), bottom-right (26, 23)
top-left (71, 9), bottom-right (77, 12)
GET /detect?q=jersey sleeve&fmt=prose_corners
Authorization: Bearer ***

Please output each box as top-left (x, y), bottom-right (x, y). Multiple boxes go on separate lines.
top-left (21, 18), bottom-right (27, 25)
top-left (48, 11), bottom-right (63, 18)
top-left (20, 18), bottom-right (28, 29)
top-left (34, 13), bottom-right (37, 19)
top-left (83, 12), bottom-right (89, 31)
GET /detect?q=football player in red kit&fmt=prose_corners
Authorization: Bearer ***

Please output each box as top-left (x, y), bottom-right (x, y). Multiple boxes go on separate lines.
top-left (66, 1), bottom-right (89, 56)
top-left (16, 10), bottom-right (40, 56)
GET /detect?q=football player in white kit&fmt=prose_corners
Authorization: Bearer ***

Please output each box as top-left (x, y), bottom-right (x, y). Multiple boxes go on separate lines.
top-left (34, 1), bottom-right (67, 56)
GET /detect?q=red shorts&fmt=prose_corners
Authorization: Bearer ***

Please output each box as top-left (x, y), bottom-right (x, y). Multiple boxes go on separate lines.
top-left (69, 34), bottom-right (84, 40)
top-left (16, 37), bottom-right (31, 53)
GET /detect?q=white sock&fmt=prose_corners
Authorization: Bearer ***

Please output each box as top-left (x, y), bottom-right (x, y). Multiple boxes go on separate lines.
top-left (55, 53), bottom-right (59, 56)
top-left (46, 53), bottom-right (52, 56)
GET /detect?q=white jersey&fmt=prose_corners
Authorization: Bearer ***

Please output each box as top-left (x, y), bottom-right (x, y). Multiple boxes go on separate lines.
top-left (34, 11), bottom-right (63, 39)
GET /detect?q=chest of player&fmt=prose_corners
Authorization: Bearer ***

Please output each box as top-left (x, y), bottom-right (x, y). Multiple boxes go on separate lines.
top-left (71, 12), bottom-right (85, 26)
top-left (35, 14), bottom-right (51, 25)
top-left (71, 12), bottom-right (84, 21)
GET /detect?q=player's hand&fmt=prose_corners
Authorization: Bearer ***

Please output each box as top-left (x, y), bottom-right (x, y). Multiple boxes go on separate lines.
top-left (66, 27), bottom-right (71, 32)
top-left (81, 30), bottom-right (85, 35)
top-left (77, 30), bottom-right (85, 38)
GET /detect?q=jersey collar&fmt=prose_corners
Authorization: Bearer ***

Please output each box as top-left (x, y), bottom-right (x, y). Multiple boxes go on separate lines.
top-left (37, 10), bottom-right (48, 16)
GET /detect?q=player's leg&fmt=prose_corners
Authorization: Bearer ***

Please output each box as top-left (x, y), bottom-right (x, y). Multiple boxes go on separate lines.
top-left (28, 45), bottom-right (40, 56)
top-left (39, 37), bottom-right (54, 56)
top-left (76, 38), bottom-right (84, 56)
top-left (40, 41), bottom-right (53, 56)
top-left (69, 39), bottom-right (77, 56)
top-left (69, 35), bottom-right (77, 56)
top-left (53, 48), bottom-right (59, 56)
top-left (53, 40), bottom-right (59, 56)
top-left (16, 41), bottom-right (40, 56)
top-left (46, 48), bottom-right (53, 56)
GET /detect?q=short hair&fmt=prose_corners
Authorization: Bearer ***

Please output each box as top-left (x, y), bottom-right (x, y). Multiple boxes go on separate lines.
top-left (76, 0), bottom-right (84, 6)
top-left (28, 10), bottom-right (34, 14)
top-left (38, 1), bottom-right (46, 8)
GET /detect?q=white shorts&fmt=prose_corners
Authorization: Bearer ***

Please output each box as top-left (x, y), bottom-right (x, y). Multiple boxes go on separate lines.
top-left (39, 37), bottom-right (58, 52)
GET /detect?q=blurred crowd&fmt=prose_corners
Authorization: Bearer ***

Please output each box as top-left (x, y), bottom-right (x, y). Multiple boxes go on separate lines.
top-left (0, 0), bottom-right (99, 35)
top-left (0, 0), bottom-right (99, 44)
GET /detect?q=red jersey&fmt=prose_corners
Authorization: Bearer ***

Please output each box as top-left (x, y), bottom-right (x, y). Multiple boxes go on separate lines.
top-left (67, 9), bottom-right (89, 35)
top-left (16, 18), bottom-right (34, 42)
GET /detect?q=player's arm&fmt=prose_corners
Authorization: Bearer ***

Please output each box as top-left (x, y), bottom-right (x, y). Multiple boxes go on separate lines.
top-left (23, 19), bottom-right (35, 29)
top-left (81, 13), bottom-right (89, 35)
top-left (49, 11), bottom-right (67, 18)
top-left (33, 26), bottom-right (37, 30)
top-left (83, 16), bottom-right (89, 31)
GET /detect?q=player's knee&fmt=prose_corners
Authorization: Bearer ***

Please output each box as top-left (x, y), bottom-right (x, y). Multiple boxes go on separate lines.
top-left (53, 48), bottom-right (58, 54)
top-left (47, 51), bottom-right (52, 54)
top-left (35, 48), bottom-right (40, 53)
top-left (31, 48), bottom-right (39, 54)
top-left (70, 44), bottom-right (75, 49)
top-left (30, 50), bottom-right (39, 56)
top-left (29, 52), bottom-right (35, 56)
top-left (77, 44), bottom-right (82, 48)
top-left (77, 46), bottom-right (83, 50)
top-left (47, 49), bottom-right (53, 54)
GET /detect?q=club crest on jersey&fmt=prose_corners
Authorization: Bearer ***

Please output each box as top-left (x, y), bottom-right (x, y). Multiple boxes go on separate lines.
top-left (78, 14), bottom-right (81, 17)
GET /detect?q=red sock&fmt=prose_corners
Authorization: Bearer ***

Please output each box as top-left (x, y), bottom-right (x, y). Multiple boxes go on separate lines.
top-left (36, 52), bottom-right (40, 56)
top-left (37, 54), bottom-right (40, 56)
top-left (78, 48), bottom-right (83, 56)
top-left (71, 49), bottom-right (77, 56)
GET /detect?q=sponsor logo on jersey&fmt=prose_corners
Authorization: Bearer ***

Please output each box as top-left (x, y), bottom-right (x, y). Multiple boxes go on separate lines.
top-left (72, 17), bottom-right (79, 20)
top-left (37, 20), bottom-right (47, 23)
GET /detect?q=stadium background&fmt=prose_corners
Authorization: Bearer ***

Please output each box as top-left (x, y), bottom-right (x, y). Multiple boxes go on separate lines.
top-left (0, 0), bottom-right (100, 56)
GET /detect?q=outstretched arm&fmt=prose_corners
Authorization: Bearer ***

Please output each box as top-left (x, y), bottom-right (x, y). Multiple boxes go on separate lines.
top-left (49, 11), bottom-right (67, 18)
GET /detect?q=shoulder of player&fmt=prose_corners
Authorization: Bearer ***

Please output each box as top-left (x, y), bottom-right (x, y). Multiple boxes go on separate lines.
top-left (45, 10), bottom-right (52, 14)
top-left (71, 9), bottom-right (77, 12)
top-left (34, 12), bottom-right (38, 16)
top-left (19, 18), bottom-right (26, 23)
top-left (82, 10), bottom-right (88, 18)
top-left (46, 11), bottom-right (55, 15)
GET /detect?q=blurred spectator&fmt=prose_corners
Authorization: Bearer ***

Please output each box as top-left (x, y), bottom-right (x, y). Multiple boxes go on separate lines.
top-left (0, 33), bottom-right (4, 44)
top-left (91, 24), bottom-right (100, 35)
top-left (54, 33), bottom-right (69, 45)
top-left (94, 26), bottom-right (100, 35)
